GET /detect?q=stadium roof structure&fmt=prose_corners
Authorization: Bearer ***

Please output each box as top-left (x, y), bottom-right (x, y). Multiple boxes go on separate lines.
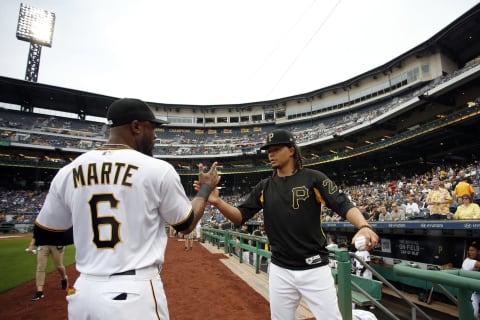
top-left (1, 3), bottom-right (480, 118)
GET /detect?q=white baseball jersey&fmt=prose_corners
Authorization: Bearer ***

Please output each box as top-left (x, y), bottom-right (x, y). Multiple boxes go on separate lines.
top-left (354, 250), bottom-right (372, 279)
top-left (462, 257), bottom-right (479, 271)
top-left (36, 146), bottom-right (192, 275)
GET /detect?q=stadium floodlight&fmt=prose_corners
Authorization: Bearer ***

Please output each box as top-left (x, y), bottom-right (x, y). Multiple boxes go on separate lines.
top-left (16, 3), bottom-right (56, 84)
top-left (16, 3), bottom-right (55, 47)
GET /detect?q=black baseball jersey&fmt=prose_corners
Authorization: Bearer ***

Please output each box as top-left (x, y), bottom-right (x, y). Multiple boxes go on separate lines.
top-left (237, 168), bottom-right (354, 270)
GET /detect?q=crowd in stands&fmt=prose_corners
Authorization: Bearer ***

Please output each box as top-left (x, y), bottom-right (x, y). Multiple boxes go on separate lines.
top-left (1, 56), bottom-right (480, 227)
top-left (193, 162), bottom-right (480, 232)
top-left (0, 58), bottom-right (479, 162)
top-left (1, 161), bottom-right (479, 228)
top-left (323, 162), bottom-right (479, 222)
top-left (0, 189), bottom-right (46, 224)
top-left (1, 161), bottom-right (478, 229)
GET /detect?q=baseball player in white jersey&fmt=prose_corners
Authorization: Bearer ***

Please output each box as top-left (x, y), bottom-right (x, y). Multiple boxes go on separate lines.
top-left (354, 249), bottom-right (372, 279)
top-left (34, 98), bottom-right (220, 320)
top-left (462, 241), bottom-right (480, 318)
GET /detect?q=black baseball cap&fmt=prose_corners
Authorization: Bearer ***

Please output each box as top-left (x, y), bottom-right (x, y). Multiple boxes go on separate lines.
top-left (107, 98), bottom-right (169, 127)
top-left (260, 129), bottom-right (296, 150)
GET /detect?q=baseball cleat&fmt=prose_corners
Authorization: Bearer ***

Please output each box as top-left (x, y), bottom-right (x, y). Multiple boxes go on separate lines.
top-left (31, 291), bottom-right (45, 301)
top-left (61, 278), bottom-right (68, 290)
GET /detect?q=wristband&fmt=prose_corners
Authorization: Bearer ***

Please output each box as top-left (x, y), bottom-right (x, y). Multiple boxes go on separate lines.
top-left (196, 184), bottom-right (212, 201)
top-left (358, 224), bottom-right (373, 231)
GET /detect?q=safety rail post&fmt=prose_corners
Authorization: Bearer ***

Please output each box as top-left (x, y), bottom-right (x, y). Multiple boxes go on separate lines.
top-left (200, 226), bottom-right (206, 243)
top-left (201, 227), bottom-right (210, 244)
top-left (224, 230), bottom-right (230, 254)
top-left (202, 228), bottom-right (271, 274)
top-left (255, 237), bottom-right (261, 274)
top-left (335, 249), bottom-right (352, 320)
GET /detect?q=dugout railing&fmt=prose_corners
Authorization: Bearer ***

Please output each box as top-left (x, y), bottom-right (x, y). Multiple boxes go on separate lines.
top-left (202, 227), bottom-right (271, 274)
top-left (394, 263), bottom-right (480, 320)
top-left (202, 227), bottom-right (479, 320)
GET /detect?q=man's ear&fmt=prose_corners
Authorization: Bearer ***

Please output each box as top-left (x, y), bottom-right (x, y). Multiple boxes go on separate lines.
top-left (129, 120), bottom-right (142, 135)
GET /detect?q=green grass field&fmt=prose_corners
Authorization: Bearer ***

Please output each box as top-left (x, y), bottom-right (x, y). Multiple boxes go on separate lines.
top-left (0, 235), bottom-right (76, 293)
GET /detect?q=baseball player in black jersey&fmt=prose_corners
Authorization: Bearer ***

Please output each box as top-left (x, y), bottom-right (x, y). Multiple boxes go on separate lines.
top-left (196, 129), bottom-right (379, 319)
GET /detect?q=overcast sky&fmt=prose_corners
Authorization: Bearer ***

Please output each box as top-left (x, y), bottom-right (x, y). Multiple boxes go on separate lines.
top-left (0, 0), bottom-right (478, 105)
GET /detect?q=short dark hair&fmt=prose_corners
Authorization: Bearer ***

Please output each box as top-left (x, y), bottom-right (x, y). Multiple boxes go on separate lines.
top-left (470, 241), bottom-right (480, 250)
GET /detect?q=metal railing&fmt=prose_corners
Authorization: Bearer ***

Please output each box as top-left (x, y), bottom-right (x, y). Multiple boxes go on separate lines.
top-left (202, 227), bottom-right (271, 274)
top-left (201, 227), bottom-right (474, 319)
top-left (394, 264), bottom-right (480, 320)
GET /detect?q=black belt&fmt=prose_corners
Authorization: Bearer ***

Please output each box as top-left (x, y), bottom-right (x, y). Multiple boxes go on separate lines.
top-left (111, 269), bottom-right (136, 276)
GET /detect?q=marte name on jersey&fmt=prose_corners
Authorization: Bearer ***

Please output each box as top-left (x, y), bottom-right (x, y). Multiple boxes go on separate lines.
top-left (72, 162), bottom-right (139, 188)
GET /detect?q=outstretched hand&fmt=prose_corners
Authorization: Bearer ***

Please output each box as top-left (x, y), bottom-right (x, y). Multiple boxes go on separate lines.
top-left (194, 163), bottom-right (221, 204)
top-left (197, 162), bottom-right (221, 190)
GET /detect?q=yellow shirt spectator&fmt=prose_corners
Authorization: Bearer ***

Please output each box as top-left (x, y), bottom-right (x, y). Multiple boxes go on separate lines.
top-left (454, 195), bottom-right (480, 220)
top-left (426, 177), bottom-right (453, 219)
top-left (454, 180), bottom-right (474, 199)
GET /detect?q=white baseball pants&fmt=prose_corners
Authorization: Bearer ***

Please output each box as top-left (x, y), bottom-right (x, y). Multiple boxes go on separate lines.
top-left (67, 266), bottom-right (168, 320)
top-left (269, 263), bottom-right (342, 320)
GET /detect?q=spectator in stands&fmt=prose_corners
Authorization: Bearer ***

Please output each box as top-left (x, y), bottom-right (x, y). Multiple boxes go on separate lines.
top-left (215, 211), bottom-right (225, 224)
top-left (426, 177), bottom-right (454, 220)
top-left (454, 172), bottom-right (475, 203)
top-left (455, 170), bottom-right (474, 186)
top-left (390, 202), bottom-right (406, 221)
top-left (377, 206), bottom-right (388, 222)
top-left (367, 208), bottom-right (380, 222)
top-left (462, 240), bottom-right (480, 319)
top-left (405, 196), bottom-right (420, 219)
top-left (453, 194), bottom-right (480, 220)
top-left (383, 207), bottom-right (393, 221)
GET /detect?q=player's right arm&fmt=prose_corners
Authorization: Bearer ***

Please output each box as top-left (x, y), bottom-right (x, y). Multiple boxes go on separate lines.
top-left (207, 187), bottom-right (243, 225)
top-left (192, 181), bottom-right (243, 225)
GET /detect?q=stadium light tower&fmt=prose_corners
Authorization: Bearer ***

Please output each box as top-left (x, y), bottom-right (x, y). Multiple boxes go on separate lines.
top-left (16, 3), bottom-right (55, 84)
